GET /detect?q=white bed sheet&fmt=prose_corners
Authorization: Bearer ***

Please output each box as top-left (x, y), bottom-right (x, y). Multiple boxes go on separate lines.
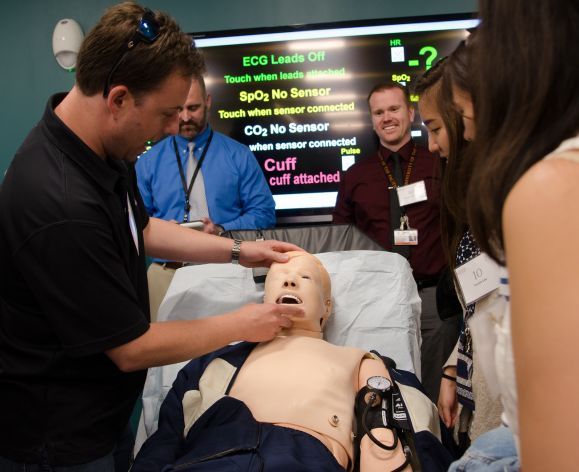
top-left (136, 250), bottom-right (421, 452)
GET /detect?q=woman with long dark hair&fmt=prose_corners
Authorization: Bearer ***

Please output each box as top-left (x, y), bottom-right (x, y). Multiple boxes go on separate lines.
top-left (415, 41), bottom-right (502, 454)
top-left (453, 0), bottom-right (579, 470)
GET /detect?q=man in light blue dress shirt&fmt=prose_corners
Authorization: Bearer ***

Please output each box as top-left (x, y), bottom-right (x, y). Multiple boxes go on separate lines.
top-left (137, 76), bottom-right (276, 319)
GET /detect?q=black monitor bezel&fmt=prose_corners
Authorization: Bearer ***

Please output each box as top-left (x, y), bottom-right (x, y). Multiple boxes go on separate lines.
top-left (190, 12), bottom-right (477, 226)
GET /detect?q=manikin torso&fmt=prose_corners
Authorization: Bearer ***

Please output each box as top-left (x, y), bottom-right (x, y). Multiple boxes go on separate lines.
top-left (229, 334), bottom-right (367, 468)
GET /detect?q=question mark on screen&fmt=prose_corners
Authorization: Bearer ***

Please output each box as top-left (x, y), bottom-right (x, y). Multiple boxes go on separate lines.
top-left (419, 46), bottom-right (438, 70)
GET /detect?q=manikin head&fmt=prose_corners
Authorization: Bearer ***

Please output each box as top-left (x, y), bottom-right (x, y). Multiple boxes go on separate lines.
top-left (264, 251), bottom-right (332, 338)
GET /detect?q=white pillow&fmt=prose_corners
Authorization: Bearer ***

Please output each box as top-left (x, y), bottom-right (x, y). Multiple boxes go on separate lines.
top-left (159, 250), bottom-right (421, 374)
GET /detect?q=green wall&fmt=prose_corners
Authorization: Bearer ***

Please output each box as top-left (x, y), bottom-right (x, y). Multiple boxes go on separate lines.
top-left (0, 0), bottom-right (475, 179)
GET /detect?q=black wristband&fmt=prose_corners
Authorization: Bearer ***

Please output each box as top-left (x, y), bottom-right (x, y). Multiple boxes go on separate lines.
top-left (442, 373), bottom-right (457, 382)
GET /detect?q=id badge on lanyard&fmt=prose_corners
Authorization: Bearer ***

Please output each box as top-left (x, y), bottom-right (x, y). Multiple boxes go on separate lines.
top-left (394, 215), bottom-right (418, 246)
top-left (394, 180), bottom-right (426, 246)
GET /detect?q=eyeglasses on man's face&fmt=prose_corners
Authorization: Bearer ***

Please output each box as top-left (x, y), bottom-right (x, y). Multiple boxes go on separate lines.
top-left (102, 8), bottom-right (161, 98)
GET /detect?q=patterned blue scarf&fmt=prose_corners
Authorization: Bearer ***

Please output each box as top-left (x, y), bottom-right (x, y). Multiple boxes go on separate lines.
top-left (455, 230), bottom-right (479, 411)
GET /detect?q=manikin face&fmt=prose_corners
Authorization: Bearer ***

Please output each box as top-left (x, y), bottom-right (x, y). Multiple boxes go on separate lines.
top-left (418, 89), bottom-right (450, 158)
top-left (264, 252), bottom-right (331, 334)
top-left (368, 87), bottom-right (415, 152)
top-left (178, 79), bottom-right (211, 140)
top-left (452, 86), bottom-right (476, 142)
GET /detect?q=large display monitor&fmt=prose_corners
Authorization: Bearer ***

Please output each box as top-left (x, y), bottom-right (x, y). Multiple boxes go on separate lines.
top-left (193, 13), bottom-right (478, 224)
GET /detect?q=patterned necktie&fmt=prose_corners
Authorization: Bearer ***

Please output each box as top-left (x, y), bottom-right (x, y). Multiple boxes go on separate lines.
top-left (186, 142), bottom-right (195, 184)
top-left (185, 141), bottom-right (209, 221)
top-left (389, 152), bottom-right (410, 258)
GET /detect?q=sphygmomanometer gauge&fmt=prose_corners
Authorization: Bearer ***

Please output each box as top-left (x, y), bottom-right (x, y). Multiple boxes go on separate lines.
top-left (367, 375), bottom-right (392, 393)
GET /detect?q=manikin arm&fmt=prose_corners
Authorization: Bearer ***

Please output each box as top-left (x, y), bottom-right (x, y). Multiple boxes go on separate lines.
top-left (358, 357), bottom-right (412, 471)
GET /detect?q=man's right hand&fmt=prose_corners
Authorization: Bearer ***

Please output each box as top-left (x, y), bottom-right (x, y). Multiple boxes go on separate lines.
top-left (231, 302), bottom-right (304, 342)
top-left (200, 216), bottom-right (223, 235)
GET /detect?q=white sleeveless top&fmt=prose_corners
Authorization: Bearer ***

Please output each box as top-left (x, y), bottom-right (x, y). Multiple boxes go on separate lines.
top-left (545, 134), bottom-right (579, 163)
top-left (469, 133), bottom-right (579, 454)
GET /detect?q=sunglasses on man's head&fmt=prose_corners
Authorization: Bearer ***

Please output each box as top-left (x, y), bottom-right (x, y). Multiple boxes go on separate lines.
top-left (102, 8), bottom-right (161, 98)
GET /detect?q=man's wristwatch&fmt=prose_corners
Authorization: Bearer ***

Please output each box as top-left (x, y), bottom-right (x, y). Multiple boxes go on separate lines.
top-left (231, 239), bottom-right (242, 264)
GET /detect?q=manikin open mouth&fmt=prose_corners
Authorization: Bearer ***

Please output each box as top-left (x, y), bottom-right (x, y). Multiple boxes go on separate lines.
top-left (276, 294), bottom-right (303, 304)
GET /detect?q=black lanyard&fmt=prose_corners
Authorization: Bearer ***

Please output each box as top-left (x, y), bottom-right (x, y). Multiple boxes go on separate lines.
top-left (173, 130), bottom-right (214, 222)
top-left (378, 145), bottom-right (416, 220)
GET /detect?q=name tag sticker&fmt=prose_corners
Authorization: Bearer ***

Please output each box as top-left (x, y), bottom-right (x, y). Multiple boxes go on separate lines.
top-left (394, 229), bottom-right (418, 246)
top-left (397, 181), bottom-right (427, 207)
top-left (455, 253), bottom-right (500, 305)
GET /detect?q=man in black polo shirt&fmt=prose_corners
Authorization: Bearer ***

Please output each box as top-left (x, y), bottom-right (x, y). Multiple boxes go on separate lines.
top-left (0, 4), bottom-right (302, 470)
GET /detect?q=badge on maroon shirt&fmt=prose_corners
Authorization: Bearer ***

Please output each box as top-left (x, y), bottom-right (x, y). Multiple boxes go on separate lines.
top-left (394, 215), bottom-right (418, 246)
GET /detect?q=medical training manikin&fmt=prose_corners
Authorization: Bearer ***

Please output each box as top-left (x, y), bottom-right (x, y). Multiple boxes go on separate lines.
top-left (133, 252), bottom-right (453, 471)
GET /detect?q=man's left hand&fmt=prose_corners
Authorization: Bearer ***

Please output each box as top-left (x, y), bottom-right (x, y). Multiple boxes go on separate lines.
top-left (238, 240), bottom-right (303, 268)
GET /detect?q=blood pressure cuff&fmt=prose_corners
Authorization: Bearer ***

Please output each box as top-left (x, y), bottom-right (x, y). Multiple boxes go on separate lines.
top-left (354, 387), bottom-right (388, 431)
top-left (352, 352), bottom-right (458, 472)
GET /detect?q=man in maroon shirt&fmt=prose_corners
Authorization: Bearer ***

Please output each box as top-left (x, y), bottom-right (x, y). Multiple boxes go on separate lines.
top-left (333, 82), bottom-right (459, 402)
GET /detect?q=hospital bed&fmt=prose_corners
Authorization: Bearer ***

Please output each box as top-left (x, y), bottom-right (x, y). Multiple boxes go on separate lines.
top-left (135, 248), bottom-right (422, 452)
